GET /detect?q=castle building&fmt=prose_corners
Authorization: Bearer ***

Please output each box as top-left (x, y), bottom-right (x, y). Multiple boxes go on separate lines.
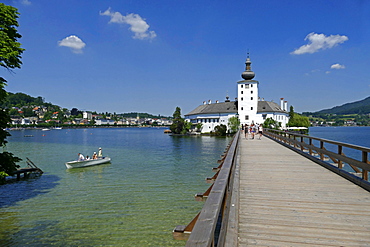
top-left (185, 56), bottom-right (289, 133)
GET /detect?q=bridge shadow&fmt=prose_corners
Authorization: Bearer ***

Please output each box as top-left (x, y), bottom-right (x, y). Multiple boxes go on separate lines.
top-left (0, 174), bottom-right (60, 208)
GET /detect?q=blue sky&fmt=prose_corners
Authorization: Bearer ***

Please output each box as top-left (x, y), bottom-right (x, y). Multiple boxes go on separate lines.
top-left (3, 0), bottom-right (370, 116)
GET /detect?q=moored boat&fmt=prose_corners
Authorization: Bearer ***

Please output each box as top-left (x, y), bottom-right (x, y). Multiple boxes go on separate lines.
top-left (65, 157), bottom-right (111, 169)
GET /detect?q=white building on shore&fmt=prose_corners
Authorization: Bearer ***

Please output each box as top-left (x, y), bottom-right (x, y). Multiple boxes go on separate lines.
top-left (185, 56), bottom-right (289, 133)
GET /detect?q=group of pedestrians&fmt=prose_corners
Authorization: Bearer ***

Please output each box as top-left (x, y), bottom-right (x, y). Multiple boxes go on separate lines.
top-left (242, 123), bottom-right (263, 140)
top-left (77, 147), bottom-right (103, 161)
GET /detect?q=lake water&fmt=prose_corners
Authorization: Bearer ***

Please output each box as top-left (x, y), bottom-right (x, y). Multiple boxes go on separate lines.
top-left (309, 127), bottom-right (370, 171)
top-left (0, 128), bottom-right (232, 246)
top-left (309, 126), bottom-right (370, 148)
top-left (1, 126), bottom-right (369, 246)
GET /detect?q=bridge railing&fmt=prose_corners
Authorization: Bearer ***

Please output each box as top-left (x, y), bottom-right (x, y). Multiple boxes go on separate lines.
top-left (173, 131), bottom-right (240, 247)
top-left (264, 128), bottom-right (370, 191)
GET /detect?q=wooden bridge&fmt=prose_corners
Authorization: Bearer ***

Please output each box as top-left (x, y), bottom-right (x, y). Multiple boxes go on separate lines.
top-left (174, 130), bottom-right (370, 246)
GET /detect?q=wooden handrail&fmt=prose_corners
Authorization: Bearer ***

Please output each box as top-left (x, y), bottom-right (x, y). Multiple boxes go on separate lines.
top-left (173, 131), bottom-right (240, 246)
top-left (264, 128), bottom-right (370, 191)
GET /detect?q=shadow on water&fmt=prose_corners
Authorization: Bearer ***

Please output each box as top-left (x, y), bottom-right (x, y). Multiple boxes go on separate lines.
top-left (0, 174), bottom-right (60, 208)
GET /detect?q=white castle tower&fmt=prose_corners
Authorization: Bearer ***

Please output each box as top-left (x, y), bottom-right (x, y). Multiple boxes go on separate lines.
top-left (237, 55), bottom-right (260, 125)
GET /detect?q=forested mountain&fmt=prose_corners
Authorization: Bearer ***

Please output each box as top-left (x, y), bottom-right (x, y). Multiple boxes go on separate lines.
top-left (120, 112), bottom-right (166, 118)
top-left (3, 92), bottom-right (169, 119)
top-left (2, 92), bottom-right (56, 109)
top-left (306, 96), bottom-right (370, 115)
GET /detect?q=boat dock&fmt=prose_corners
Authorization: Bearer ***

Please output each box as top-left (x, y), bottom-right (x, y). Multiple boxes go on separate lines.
top-left (12, 157), bottom-right (43, 180)
top-left (174, 130), bottom-right (370, 246)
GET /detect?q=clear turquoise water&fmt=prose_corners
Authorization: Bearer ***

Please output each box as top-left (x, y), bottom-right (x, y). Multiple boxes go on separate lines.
top-left (0, 128), bottom-right (232, 246)
top-left (2, 127), bottom-right (369, 246)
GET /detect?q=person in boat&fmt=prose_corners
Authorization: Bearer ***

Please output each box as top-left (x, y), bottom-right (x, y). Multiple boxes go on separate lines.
top-left (85, 155), bottom-right (90, 160)
top-left (92, 152), bottom-right (98, 160)
top-left (78, 153), bottom-right (85, 161)
top-left (98, 147), bottom-right (102, 158)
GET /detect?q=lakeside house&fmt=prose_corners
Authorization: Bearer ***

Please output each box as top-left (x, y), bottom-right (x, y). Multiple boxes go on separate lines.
top-left (11, 114), bottom-right (172, 126)
top-left (185, 56), bottom-right (290, 133)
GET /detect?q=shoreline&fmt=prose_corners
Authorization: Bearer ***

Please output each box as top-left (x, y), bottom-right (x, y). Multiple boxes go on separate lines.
top-left (6, 125), bottom-right (171, 130)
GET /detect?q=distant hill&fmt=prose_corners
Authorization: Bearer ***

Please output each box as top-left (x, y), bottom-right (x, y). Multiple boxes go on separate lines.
top-left (315, 96), bottom-right (370, 114)
top-left (2, 92), bottom-right (170, 118)
top-left (2, 92), bottom-right (56, 109)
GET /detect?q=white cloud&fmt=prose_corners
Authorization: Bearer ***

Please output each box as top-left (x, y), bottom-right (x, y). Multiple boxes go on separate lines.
top-left (100, 8), bottom-right (157, 40)
top-left (291, 32), bottom-right (348, 55)
top-left (21, 0), bottom-right (31, 5)
top-left (330, 63), bottom-right (345, 69)
top-left (58, 35), bottom-right (86, 54)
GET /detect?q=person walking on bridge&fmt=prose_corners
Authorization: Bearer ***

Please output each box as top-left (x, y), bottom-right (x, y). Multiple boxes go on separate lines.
top-left (244, 124), bottom-right (249, 139)
top-left (250, 124), bottom-right (256, 139)
top-left (258, 125), bottom-right (263, 139)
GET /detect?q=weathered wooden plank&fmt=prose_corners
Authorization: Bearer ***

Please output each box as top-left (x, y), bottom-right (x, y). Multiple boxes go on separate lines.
top-left (185, 132), bottom-right (239, 247)
top-left (238, 135), bottom-right (370, 246)
top-left (223, 145), bottom-right (240, 247)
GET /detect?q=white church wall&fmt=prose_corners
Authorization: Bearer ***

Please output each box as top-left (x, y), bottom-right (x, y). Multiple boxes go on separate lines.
top-left (185, 113), bottom-right (237, 133)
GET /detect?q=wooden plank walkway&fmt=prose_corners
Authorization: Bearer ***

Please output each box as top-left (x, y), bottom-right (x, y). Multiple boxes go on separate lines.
top-left (238, 134), bottom-right (370, 246)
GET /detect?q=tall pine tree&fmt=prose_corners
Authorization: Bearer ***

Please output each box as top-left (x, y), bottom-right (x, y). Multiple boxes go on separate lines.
top-left (170, 107), bottom-right (185, 134)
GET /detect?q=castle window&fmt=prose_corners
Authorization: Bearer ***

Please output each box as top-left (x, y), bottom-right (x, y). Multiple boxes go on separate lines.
top-left (251, 84), bottom-right (253, 87)
top-left (263, 114), bottom-right (267, 120)
top-left (241, 107), bottom-right (243, 110)
top-left (251, 97), bottom-right (253, 100)
top-left (251, 107), bottom-right (253, 110)
top-left (251, 91), bottom-right (253, 94)
top-left (245, 84), bottom-right (249, 88)
top-left (241, 91), bottom-right (243, 94)
top-left (241, 85), bottom-right (243, 88)
top-left (245, 115), bottom-right (249, 120)
top-left (241, 97), bottom-right (243, 101)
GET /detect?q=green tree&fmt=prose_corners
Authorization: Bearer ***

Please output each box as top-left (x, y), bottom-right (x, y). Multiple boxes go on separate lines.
top-left (289, 105), bottom-right (295, 119)
top-left (170, 107), bottom-right (187, 134)
top-left (0, 3), bottom-right (24, 177)
top-left (8, 107), bottom-right (19, 116)
top-left (195, 123), bottom-right (203, 132)
top-left (184, 120), bottom-right (192, 134)
top-left (263, 118), bottom-right (281, 129)
top-left (57, 111), bottom-right (65, 122)
top-left (43, 111), bottom-right (53, 120)
top-left (22, 107), bottom-right (34, 117)
top-left (228, 116), bottom-right (240, 133)
top-left (0, 4), bottom-right (24, 70)
top-left (214, 124), bottom-right (227, 136)
top-left (288, 113), bottom-right (310, 128)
